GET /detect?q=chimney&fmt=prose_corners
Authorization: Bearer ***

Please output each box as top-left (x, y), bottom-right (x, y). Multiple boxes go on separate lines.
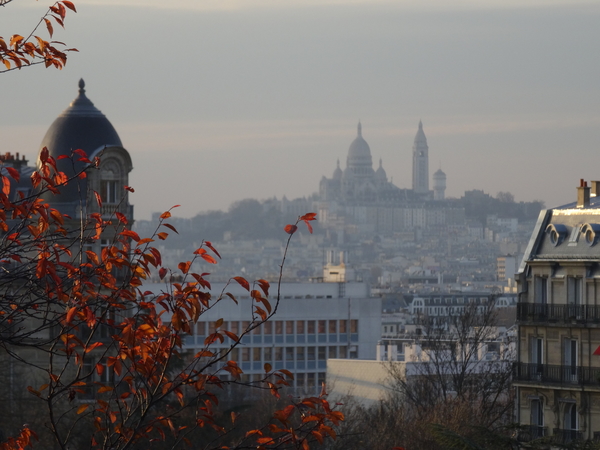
top-left (591, 180), bottom-right (600, 197)
top-left (577, 179), bottom-right (590, 208)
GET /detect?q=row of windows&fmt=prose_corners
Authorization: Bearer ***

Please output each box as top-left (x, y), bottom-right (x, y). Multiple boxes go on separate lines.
top-left (194, 319), bottom-right (359, 336)
top-left (534, 276), bottom-right (583, 304)
top-left (413, 297), bottom-right (489, 306)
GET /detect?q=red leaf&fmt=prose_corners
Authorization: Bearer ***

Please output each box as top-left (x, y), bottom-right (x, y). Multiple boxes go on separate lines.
top-left (1, 176), bottom-right (9, 196)
top-left (205, 241), bottom-right (221, 258)
top-left (233, 276), bottom-right (250, 291)
top-left (159, 267), bottom-right (168, 280)
top-left (40, 147), bottom-right (49, 163)
top-left (66, 307), bottom-right (77, 324)
top-left (6, 167), bottom-right (20, 182)
top-left (201, 254), bottom-right (217, 264)
top-left (124, 185), bottom-right (135, 193)
top-left (62, 0), bottom-right (77, 12)
top-left (284, 224), bottom-right (298, 235)
top-left (120, 229), bottom-right (140, 242)
top-left (178, 261), bottom-right (191, 274)
top-left (300, 212), bottom-right (317, 221)
top-left (115, 212), bottom-right (128, 224)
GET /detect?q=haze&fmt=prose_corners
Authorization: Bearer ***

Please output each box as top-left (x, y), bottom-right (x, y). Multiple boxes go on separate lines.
top-left (1, 0), bottom-right (599, 219)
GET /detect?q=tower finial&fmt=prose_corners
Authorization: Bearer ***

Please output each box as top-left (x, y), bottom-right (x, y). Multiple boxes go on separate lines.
top-left (78, 78), bottom-right (85, 94)
top-left (419, 119), bottom-right (423, 129)
top-left (357, 121), bottom-right (362, 137)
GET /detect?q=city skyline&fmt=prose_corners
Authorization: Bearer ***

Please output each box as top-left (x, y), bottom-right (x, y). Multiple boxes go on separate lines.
top-left (1, 1), bottom-right (599, 219)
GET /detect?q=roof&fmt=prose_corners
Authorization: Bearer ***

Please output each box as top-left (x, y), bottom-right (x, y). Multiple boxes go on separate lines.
top-left (37, 79), bottom-right (125, 204)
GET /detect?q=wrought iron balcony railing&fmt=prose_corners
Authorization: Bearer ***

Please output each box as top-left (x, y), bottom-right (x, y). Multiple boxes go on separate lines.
top-left (552, 429), bottom-right (583, 444)
top-left (517, 302), bottom-right (600, 325)
top-left (514, 362), bottom-right (600, 387)
top-left (517, 425), bottom-right (547, 442)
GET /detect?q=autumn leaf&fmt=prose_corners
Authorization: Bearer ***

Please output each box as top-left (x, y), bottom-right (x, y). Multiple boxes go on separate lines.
top-left (284, 224), bottom-right (297, 235)
top-left (232, 276), bottom-right (250, 291)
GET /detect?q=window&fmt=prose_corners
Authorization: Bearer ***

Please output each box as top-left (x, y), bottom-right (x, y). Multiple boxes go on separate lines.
top-left (530, 337), bottom-right (543, 377)
top-left (318, 347), bottom-right (326, 360)
top-left (264, 322), bottom-right (272, 335)
top-left (242, 348), bottom-right (250, 362)
top-left (101, 180), bottom-right (118, 204)
top-left (286, 347), bottom-right (294, 361)
top-left (286, 321), bottom-right (294, 334)
top-left (230, 321), bottom-right (239, 335)
top-left (531, 399), bottom-right (544, 436)
top-left (307, 347), bottom-right (315, 360)
top-left (275, 347), bottom-right (283, 361)
top-left (296, 347), bottom-right (305, 361)
top-left (318, 320), bottom-right (326, 334)
top-left (328, 346), bottom-right (337, 359)
top-left (264, 347), bottom-right (272, 362)
top-left (307, 321), bottom-right (315, 334)
top-left (339, 346), bottom-right (347, 358)
top-left (328, 320), bottom-right (337, 334)
top-left (534, 276), bottom-right (547, 304)
top-left (350, 320), bottom-right (358, 333)
top-left (296, 321), bottom-right (305, 334)
top-left (275, 321), bottom-right (283, 335)
top-left (564, 403), bottom-right (578, 432)
top-left (567, 277), bottom-right (582, 306)
top-left (564, 338), bottom-right (578, 382)
top-left (339, 320), bottom-right (347, 333)
top-left (253, 348), bottom-right (261, 362)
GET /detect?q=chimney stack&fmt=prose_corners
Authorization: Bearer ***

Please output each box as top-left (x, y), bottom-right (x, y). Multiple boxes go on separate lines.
top-left (578, 179), bottom-right (590, 208)
top-left (591, 180), bottom-right (600, 197)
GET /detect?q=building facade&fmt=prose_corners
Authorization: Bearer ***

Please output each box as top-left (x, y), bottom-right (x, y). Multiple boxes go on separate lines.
top-left (514, 181), bottom-right (600, 444)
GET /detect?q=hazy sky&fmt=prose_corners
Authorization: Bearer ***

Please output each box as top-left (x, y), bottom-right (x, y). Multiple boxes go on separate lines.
top-left (2, 0), bottom-right (600, 219)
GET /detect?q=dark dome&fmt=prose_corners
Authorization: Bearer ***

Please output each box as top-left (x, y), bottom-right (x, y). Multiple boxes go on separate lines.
top-left (38, 79), bottom-right (123, 205)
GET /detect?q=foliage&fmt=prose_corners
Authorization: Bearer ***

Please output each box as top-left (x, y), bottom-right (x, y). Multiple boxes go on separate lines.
top-left (0, 0), bottom-right (77, 72)
top-left (0, 150), bottom-right (341, 450)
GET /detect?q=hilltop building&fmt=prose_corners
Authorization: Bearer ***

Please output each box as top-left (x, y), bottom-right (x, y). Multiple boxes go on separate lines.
top-left (514, 180), bottom-right (600, 444)
top-left (317, 122), bottom-right (460, 237)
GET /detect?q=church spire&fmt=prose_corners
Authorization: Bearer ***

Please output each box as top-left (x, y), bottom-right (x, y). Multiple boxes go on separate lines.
top-left (357, 121), bottom-right (362, 137)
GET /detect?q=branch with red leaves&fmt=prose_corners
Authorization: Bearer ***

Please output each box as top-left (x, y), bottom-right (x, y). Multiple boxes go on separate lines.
top-left (0, 1), bottom-right (77, 73)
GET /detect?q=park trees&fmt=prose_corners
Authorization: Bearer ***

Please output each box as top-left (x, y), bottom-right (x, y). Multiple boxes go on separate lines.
top-left (0, 148), bottom-right (341, 450)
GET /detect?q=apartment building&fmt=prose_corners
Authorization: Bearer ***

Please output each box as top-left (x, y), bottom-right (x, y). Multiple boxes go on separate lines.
top-left (514, 181), bottom-right (600, 445)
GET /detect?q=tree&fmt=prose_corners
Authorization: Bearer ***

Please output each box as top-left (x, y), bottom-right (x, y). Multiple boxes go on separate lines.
top-left (326, 299), bottom-right (515, 450)
top-left (0, 0), bottom-right (77, 73)
top-left (0, 151), bottom-right (341, 450)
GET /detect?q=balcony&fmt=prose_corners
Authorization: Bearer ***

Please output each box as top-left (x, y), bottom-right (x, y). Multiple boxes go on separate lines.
top-left (517, 302), bottom-right (600, 325)
top-left (552, 429), bottom-right (583, 444)
top-left (517, 425), bottom-right (547, 442)
top-left (514, 362), bottom-right (600, 387)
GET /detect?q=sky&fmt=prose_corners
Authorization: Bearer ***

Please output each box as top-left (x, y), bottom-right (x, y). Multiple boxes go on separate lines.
top-left (1, 0), bottom-right (600, 219)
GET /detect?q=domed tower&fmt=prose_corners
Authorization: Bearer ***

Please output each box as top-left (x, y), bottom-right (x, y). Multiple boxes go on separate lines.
top-left (38, 79), bottom-right (133, 221)
top-left (344, 122), bottom-right (374, 180)
top-left (433, 168), bottom-right (446, 200)
top-left (375, 158), bottom-right (387, 184)
top-left (342, 122), bottom-right (377, 199)
top-left (412, 120), bottom-right (429, 194)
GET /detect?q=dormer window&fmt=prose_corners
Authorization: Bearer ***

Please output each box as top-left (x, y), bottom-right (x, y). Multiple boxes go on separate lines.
top-left (546, 224), bottom-right (568, 247)
top-left (581, 223), bottom-right (600, 247)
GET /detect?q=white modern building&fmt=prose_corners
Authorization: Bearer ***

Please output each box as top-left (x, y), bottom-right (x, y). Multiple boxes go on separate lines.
top-left (145, 280), bottom-right (381, 396)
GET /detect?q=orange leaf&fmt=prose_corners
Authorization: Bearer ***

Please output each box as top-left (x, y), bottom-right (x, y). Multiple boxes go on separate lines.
top-left (157, 232), bottom-right (168, 240)
top-left (66, 307), bottom-right (77, 324)
top-left (93, 190), bottom-right (102, 208)
top-left (178, 261), bottom-right (191, 274)
top-left (77, 404), bottom-right (89, 414)
top-left (1, 176), bottom-right (9, 196)
top-left (205, 241), bottom-right (221, 258)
